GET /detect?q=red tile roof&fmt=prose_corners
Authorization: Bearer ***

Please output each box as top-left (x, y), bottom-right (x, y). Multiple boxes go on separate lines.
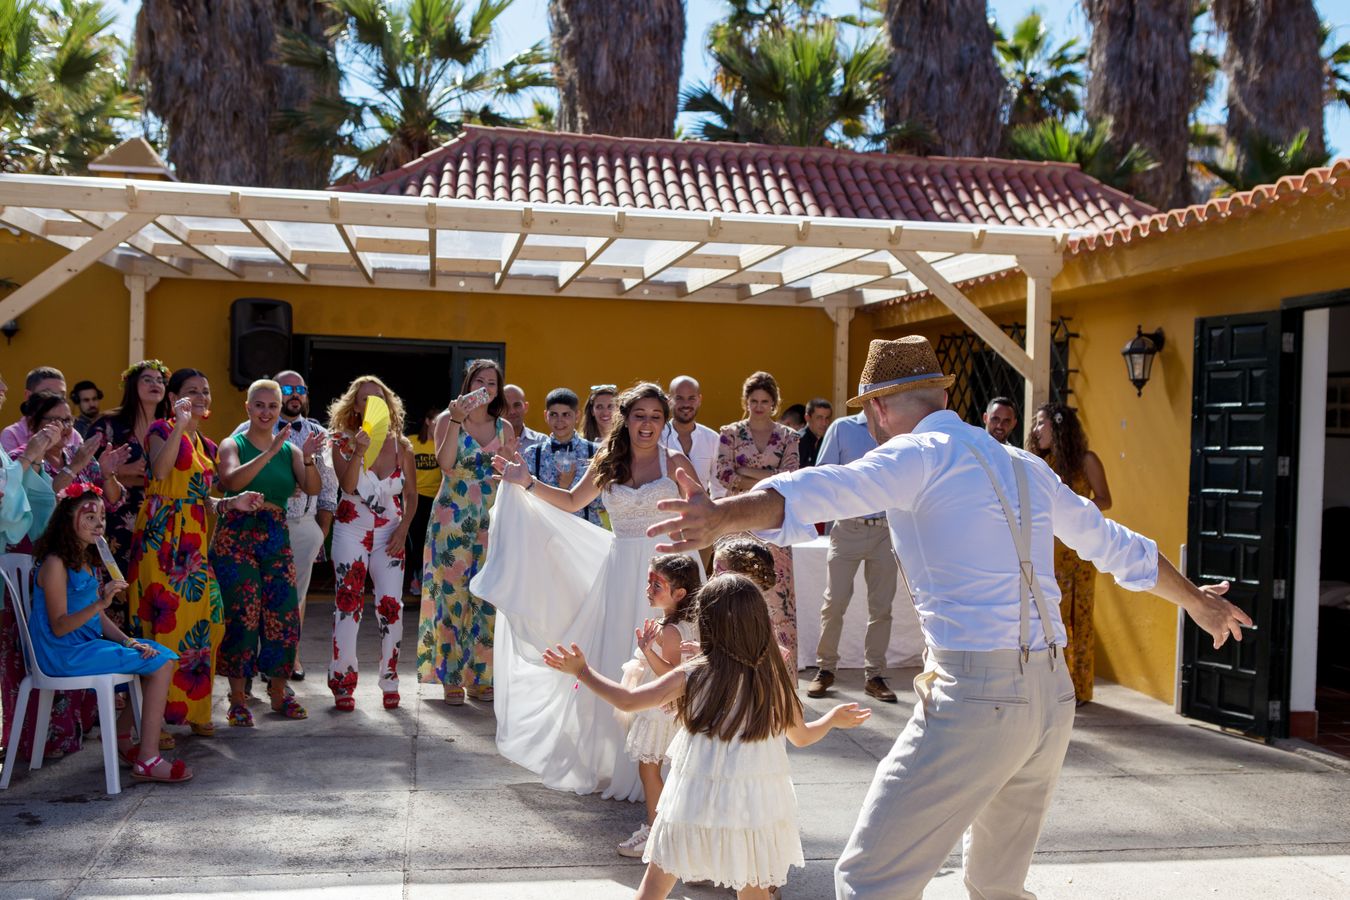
top-left (338, 126), bottom-right (1154, 233)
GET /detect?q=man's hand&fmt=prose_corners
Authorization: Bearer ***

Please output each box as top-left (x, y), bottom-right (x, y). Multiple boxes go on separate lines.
top-left (1183, 580), bottom-right (1252, 650)
top-left (647, 467), bottom-right (727, 551)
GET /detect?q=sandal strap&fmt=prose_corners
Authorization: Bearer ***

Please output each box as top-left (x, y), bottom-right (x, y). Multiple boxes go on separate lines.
top-left (134, 754), bottom-right (164, 774)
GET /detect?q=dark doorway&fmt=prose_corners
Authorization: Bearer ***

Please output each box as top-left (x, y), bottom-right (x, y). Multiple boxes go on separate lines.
top-left (293, 335), bottom-right (505, 429)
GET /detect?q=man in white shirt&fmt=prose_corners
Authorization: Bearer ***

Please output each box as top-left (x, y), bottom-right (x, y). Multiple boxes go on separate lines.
top-left (662, 375), bottom-right (721, 498)
top-left (647, 336), bottom-right (1251, 900)
top-left (503, 384), bottom-right (547, 454)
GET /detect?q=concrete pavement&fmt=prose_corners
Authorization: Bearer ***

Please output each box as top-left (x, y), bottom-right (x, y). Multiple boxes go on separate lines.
top-left (1, 599), bottom-right (1347, 899)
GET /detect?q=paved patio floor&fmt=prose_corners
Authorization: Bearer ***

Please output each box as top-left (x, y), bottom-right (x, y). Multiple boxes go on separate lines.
top-left (2, 599), bottom-right (1348, 899)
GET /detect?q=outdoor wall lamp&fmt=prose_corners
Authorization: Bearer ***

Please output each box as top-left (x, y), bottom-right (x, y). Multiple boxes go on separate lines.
top-left (1121, 325), bottom-right (1165, 396)
top-left (0, 319), bottom-right (17, 345)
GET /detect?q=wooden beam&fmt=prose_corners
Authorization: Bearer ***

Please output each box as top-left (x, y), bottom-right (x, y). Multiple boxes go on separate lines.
top-left (557, 237), bottom-right (614, 290)
top-left (68, 209), bottom-right (192, 274)
top-left (828, 302), bottom-right (854, 412)
top-left (494, 232), bottom-right (527, 288)
top-left (242, 217), bottom-right (309, 281)
top-left (892, 248), bottom-right (1033, 380)
top-left (1019, 254), bottom-right (1063, 415)
top-left (0, 212), bottom-right (153, 322)
top-left (621, 241), bottom-right (703, 294)
top-left (681, 245), bottom-right (788, 296)
top-left (124, 274), bottom-right (158, 365)
top-left (336, 223), bottom-right (374, 284)
top-left (154, 214), bottom-right (243, 278)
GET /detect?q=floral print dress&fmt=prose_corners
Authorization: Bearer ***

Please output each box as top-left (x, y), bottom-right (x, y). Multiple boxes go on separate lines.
top-left (417, 420), bottom-right (503, 692)
top-left (127, 422), bottom-right (223, 728)
top-left (716, 420), bottom-right (801, 670)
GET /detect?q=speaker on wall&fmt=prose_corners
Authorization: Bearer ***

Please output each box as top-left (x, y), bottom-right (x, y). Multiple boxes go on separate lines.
top-left (230, 298), bottom-right (292, 388)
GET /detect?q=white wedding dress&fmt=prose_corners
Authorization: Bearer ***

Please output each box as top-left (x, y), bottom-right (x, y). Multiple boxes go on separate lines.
top-left (470, 452), bottom-right (683, 801)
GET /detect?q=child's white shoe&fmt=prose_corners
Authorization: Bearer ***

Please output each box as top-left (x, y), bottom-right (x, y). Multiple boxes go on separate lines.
top-left (616, 823), bottom-right (650, 858)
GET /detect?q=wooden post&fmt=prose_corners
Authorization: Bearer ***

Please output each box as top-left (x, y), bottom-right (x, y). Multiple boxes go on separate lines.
top-left (124, 274), bottom-right (158, 365)
top-left (1019, 256), bottom-right (1063, 417)
top-left (828, 301), bottom-right (854, 413)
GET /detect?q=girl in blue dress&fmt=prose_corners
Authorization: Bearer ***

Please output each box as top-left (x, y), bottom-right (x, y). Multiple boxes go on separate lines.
top-left (30, 482), bottom-right (192, 783)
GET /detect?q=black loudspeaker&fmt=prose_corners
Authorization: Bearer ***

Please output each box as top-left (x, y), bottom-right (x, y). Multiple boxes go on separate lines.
top-left (229, 298), bottom-right (292, 388)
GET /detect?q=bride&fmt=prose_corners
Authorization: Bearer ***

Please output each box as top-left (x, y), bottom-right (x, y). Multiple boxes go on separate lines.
top-left (470, 383), bottom-right (700, 801)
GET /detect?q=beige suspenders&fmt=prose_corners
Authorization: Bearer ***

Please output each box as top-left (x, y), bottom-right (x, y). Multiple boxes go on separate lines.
top-left (962, 438), bottom-right (1059, 668)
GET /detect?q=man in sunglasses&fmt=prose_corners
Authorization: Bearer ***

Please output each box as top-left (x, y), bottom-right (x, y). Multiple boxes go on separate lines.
top-left (229, 370), bottom-right (336, 682)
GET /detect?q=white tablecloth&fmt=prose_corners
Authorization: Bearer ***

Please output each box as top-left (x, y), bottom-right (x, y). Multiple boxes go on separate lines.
top-left (793, 536), bottom-right (924, 670)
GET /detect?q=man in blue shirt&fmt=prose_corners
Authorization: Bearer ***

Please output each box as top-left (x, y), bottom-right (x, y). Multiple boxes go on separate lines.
top-left (806, 411), bottom-right (899, 703)
top-left (522, 388), bottom-right (604, 525)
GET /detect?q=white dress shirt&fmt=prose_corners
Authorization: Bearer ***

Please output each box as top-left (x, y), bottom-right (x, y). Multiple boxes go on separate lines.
top-left (754, 409), bottom-right (1158, 653)
top-left (662, 421), bottom-right (723, 498)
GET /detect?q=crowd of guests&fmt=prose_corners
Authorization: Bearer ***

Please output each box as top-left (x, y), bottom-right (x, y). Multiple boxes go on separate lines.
top-left (0, 362), bottom-right (1110, 845)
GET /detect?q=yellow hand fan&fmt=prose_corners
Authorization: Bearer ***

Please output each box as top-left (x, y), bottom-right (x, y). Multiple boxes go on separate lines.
top-left (360, 395), bottom-right (390, 470)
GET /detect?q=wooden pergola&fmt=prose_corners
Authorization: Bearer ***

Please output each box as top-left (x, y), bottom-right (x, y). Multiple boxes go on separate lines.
top-left (0, 174), bottom-right (1070, 413)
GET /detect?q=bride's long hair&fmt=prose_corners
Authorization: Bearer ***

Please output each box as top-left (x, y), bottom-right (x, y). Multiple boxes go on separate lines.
top-left (588, 382), bottom-right (670, 491)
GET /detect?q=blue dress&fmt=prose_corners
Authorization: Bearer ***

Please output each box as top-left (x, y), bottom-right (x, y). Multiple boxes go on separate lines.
top-left (30, 564), bottom-right (176, 677)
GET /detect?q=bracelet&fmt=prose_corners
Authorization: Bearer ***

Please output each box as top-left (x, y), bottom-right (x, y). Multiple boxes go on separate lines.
top-left (304, 458), bottom-right (315, 466)
top-left (449, 417), bottom-right (464, 426)
top-left (122, 637), bottom-right (136, 648)
top-left (525, 476), bottom-right (537, 492)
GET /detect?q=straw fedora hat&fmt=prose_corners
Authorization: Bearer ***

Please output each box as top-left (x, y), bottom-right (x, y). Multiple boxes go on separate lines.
top-left (847, 336), bottom-right (955, 408)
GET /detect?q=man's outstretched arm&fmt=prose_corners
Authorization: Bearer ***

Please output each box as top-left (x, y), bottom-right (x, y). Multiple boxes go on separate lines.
top-left (648, 467), bottom-right (786, 552)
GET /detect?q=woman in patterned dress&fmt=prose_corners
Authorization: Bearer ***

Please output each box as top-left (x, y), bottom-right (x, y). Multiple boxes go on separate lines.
top-left (129, 369), bottom-right (260, 739)
top-left (1028, 402), bottom-right (1113, 705)
top-left (418, 359), bottom-right (514, 705)
top-left (715, 371), bottom-right (801, 671)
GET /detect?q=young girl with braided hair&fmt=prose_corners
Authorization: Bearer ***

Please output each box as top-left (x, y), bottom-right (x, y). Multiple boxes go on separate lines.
top-left (544, 574), bottom-right (869, 899)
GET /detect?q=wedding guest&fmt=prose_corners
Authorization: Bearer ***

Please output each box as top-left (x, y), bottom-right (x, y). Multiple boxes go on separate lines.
top-left (779, 403), bottom-right (806, 431)
top-left (1, 366), bottom-right (81, 456)
top-left (662, 376), bottom-right (721, 497)
top-left (91, 360), bottom-right (171, 620)
top-left (983, 396), bottom-right (1019, 445)
top-left (29, 485), bottom-right (190, 782)
top-left (582, 384), bottom-right (617, 442)
top-left (129, 369), bottom-right (248, 740)
top-left (1028, 402), bottom-right (1113, 704)
top-left (327, 377), bottom-right (417, 711)
top-left (796, 398), bottom-right (833, 468)
top-left (503, 384), bottom-right (546, 454)
top-left (21, 391), bottom-right (127, 509)
top-left (522, 388), bottom-right (602, 525)
top-left (70, 381), bottom-right (103, 438)
top-left (716, 372), bottom-right (800, 671)
top-left (214, 380), bottom-right (323, 725)
top-left (0, 372), bottom-right (83, 764)
top-left (229, 370), bottom-right (336, 681)
top-left (419, 360), bottom-right (514, 704)
top-left (406, 406), bottom-right (440, 595)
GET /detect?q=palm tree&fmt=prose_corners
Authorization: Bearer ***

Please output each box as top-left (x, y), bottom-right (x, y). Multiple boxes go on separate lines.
top-left (1322, 21), bottom-right (1350, 116)
top-left (549, 0), bottom-right (683, 138)
top-left (681, 18), bottom-right (886, 148)
top-left (0, 0), bottom-right (139, 175)
top-left (882, 0), bottom-right (1003, 157)
top-left (1200, 128), bottom-right (1330, 194)
top-left (1213, 0), bottom-right (1326, 164)
top-left (278, 0), bottom-right (551, 183)
top-left (994, 12), bottom-right (1085, 127)
top-left (135, 0), bottom-right (339, 188)
top-left (1004, 118), bottom-right (1157, 192)
top-left (1082, 0), bottom-right (1192, 209)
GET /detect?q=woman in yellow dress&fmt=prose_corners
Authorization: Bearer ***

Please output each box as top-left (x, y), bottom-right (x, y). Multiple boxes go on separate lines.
top-left (1027, 403), bottom-right (1113, 705)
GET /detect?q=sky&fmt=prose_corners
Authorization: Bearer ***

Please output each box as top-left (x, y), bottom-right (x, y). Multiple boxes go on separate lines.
top-left (108, 0), bottom-right (1350, 157)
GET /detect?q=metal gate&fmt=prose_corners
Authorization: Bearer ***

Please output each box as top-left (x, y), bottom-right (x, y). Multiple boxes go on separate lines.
top-left (935, 318), bottom-right (1077, 445)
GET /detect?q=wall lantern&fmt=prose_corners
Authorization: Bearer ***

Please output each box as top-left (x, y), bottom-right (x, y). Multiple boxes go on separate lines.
top-left (0, 319), bottom-right (17, 345)
top-left (1121, 326), bottom-right (1165, 396)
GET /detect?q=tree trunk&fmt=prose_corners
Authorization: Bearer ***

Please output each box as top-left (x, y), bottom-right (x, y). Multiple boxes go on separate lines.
top-left (1214, 0), bottom-right (1325, 160)
top-left (135, 1), bottom-right (337, 188)
top-left (1083, 0), bottom-right (1193, 209)
top-left (550, 0), bottom-right (685, 139)
top-left (883, 0), bottom-right (1003, 157)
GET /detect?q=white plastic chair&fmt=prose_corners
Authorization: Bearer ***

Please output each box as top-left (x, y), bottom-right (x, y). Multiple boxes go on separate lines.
top-left (0, 553), bottom-right (142, 795)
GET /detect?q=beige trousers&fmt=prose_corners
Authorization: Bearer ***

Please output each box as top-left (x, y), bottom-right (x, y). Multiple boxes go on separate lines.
top-left (835, 648), bottom-right (1076, 900)
top-left (817, 518), bottom-right (897, 679)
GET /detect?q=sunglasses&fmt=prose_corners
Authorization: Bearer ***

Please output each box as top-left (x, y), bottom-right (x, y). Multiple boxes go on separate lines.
top-left (590, 384), bottom-right (617, 394)
top-left (281, 385), bottom-right (308, 397)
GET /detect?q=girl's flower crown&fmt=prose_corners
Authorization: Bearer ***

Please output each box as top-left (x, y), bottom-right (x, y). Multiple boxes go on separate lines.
top-left (122, 359), bottom-right (170, 381)
top-left (56, 482), bottom-right (103, 502)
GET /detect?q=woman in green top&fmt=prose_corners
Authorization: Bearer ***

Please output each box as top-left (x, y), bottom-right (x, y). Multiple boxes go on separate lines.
top-left (211, 379), bottom-right (324, 726)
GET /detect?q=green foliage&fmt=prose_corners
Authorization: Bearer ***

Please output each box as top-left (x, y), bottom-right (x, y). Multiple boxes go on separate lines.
top-left (1004, 117), bottom-right (1157, 191)
top-left (993, 11), bottom-right (1085, 126)
top-left (277, 0), bottom-right (552, 182)
top-left (0, 0), bottom-right (139, 174)
top-left (682, 12), bottom-right (887, 148)
top-left (1200, 129), bottom-right (1331, 194)
top-left (1322, 21), bottom-right (1350, 115)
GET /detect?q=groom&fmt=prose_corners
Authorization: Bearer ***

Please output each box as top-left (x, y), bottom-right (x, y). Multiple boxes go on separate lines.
top-left (648, 336), bottom-right (1251, 899)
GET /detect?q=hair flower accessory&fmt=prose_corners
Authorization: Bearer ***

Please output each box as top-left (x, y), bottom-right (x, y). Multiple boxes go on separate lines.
top-left (122, 359), bottom-right (170, 381)
top-left (1053, 412), bottom-right (1064, 425)
top-left (56, 481), bottom-right (104, 502)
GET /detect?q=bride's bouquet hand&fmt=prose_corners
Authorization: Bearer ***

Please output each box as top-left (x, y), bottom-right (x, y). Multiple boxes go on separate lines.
top-left (542, 642), bottom-right (588, 676)
top-left (491, 451), bottom-right (529, 485)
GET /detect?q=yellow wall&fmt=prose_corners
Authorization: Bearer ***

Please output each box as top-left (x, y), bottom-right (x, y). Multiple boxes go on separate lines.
top-left (0, 232), bottom-right (835, 443)
top-left (854, 217), bottom-right (1350, 702)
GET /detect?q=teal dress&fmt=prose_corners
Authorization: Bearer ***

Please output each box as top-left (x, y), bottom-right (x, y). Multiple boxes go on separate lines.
top-left (30, 564), bottom-right (176, 677)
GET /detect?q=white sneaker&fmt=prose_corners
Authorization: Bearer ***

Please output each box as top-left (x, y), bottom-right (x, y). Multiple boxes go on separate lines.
top-left (616, 823), bottom-right (650, 858)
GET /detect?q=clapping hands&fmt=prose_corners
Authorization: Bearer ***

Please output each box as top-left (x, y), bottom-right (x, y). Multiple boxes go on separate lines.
top-left (635, 619), bottom-right (660, 652)
top-left (97, 440), bottom-right (132, 474)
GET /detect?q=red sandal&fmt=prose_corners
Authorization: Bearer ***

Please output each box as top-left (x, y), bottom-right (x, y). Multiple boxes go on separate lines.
top-left (334, 695), bottom-right (356, 712)
top-left (383, 691), bottom-right (400, 709)
top-left (131, 754), bottom-right (193, 784)
top-left (117, 732), bottom-right (140, 768)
